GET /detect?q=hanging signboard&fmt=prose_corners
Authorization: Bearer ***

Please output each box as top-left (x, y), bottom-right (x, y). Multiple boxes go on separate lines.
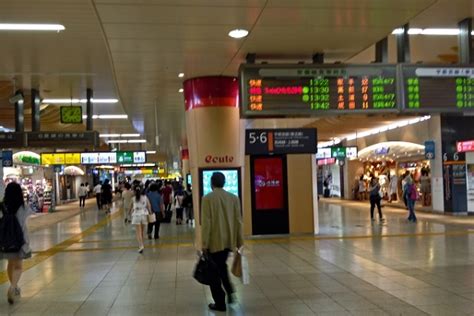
top-left (245, 128), bottom-right (317, 155)
top-left (401, 65), bottom-right (474, 112)
top-left (240, 64), bottom-right (398, 117)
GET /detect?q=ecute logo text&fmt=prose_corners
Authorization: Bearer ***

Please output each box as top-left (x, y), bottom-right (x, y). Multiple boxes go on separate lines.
top-left (205, 155), bottom-right (234, 163)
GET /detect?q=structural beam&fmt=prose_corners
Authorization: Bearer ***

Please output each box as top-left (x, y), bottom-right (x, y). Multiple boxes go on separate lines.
top-left (31, 89), bottom-right (40, 132)
top-left (458, 18), bottom-right (473, 64)
top-left (14, 90), bottom-right (24, 133)
top-left (86, 88), bottom-right (93, 131)
top-left (396, 24), bottom-right (410, 63)
top-left (375, 38), bottom-right (388, 63)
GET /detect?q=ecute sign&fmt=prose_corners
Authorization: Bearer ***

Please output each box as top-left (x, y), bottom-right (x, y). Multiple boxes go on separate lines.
top-left (204, 155), bottom-right (234, 164)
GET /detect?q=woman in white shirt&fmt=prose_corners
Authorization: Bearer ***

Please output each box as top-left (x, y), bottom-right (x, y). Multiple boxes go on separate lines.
top-left (130, 186), bottom-right (151, 253)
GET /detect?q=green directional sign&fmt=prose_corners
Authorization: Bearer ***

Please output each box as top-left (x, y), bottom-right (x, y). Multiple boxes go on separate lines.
top-left (117, 151), bottom-right (133, 164)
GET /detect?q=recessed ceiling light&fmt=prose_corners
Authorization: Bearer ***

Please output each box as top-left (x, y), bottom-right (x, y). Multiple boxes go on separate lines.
top-left (42, 98), bottom-right (118, 104)
top-left (178, 88), bottom-right (184, 93)
top-left (178, 73), bottom-right (185, 78)
top-left (0, 23), bottom-right (65, 31)
top-left (228, 29), bottom-right (249, 39)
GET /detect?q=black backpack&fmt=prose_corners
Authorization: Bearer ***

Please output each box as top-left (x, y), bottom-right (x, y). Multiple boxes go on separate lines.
top-left (0, 204), bottom-right (25, 253)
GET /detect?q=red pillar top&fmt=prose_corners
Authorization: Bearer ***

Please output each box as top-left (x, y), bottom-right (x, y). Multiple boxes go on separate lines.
top-left (183, 76), bottom-right (239, 111)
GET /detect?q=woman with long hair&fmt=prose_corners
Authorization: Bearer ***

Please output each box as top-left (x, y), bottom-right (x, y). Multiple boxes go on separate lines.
top-left (130, 185), bottom-right (151, 253)
top-left (0, 182), bottom-right (34, 304)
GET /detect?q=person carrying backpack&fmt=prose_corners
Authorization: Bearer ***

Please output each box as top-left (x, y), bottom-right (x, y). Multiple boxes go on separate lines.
top-left (0, 182), bottom-right (34, 304)
top-left (404, 176), bottom-right (418, 222)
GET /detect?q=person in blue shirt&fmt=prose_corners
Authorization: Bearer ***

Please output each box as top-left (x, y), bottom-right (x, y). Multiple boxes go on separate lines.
top-left (146, 182), bottom-right (165, 239)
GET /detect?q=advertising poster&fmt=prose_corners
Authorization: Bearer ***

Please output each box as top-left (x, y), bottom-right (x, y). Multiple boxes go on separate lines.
top-left (253, 157), bottom-right (284, 210)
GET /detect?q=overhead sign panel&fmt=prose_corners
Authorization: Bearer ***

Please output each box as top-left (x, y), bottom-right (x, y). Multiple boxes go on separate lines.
top-left (245, 128), bottom-right (317, 155)
top-left (401, 65), bottom-right (474, 112)
top-left (240, 64), bottom-right (398, 117)
top-left (60, 106), bottom-right (83, 124)
top-left (27, 131), bottom-right (99, 147)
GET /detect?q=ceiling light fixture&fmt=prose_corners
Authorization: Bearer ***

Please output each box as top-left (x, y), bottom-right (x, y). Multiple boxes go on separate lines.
top-left (100, 134), bottom-right (120, 138)
top-left (178, 73), bottom-right (185, 78)
top-left (146, 151), bottom-right (156, 154)
top-left (42, 98), bottom-right (119, 104)
top-left (120, 134), bottom-right (140, 137)
top-left (392, 28), bottom-right (474, 36)
top-left (82, 114), bottom-right (128, 120)
top-left (228, 28), bottom-right (249, 39)
top-left (178, 88), bottom-right (184, 93)
top-left (127, 139), bottom-right (147, 143)
top-left (106, 140), bottom-right (127, 144)
top-left (0, 23), bottom-right (65, 31)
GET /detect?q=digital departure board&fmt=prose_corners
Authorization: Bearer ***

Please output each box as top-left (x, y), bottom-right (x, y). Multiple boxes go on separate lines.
top-left (240, 64), bottom-right (398, 117)
top-left (401, 65), bottom-right (474, 112)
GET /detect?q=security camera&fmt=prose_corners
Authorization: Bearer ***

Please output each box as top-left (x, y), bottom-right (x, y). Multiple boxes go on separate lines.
top-left (9, 94), bottom-right (24, 104)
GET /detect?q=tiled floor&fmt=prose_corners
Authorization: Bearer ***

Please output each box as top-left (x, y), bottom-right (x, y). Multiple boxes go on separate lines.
top-left (1, 199), bottom-right (474, 315)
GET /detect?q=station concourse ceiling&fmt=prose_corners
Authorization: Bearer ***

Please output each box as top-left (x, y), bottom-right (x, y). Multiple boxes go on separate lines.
top-left (0, 0), bottom-right (472, 161)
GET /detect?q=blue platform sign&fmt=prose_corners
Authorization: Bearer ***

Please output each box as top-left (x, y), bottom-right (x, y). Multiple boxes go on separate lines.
top-left (425, 141), bottom-right (435, 159)
top-left (1, 150), bottom-right (13, 167)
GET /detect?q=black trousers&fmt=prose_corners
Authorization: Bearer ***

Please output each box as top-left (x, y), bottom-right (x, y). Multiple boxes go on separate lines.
top-left (209, 250), bottom-right (234, 307)
top-left (79, 196), bottom-right (86, 207)
top-left (147, 220), bottom-right (161, 239)
top-left (96, 194), bottom-right (102, 209)
top-left (370, 196), bottom-right (383, 219)
top-left (164, 202), bottom-right (171, 212)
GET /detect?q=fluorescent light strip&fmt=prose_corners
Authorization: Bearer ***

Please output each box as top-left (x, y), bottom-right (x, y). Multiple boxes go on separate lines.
top-left (120, 134), bottom-right (140, 137)
top-left (99, 134), bottom-right (120, 138)
top-left (0, 23), bottom-right (65, 31)
top-left (146, 151), bottom-right (156, 154)
top-left (338, 115), bottom-right (431, 145)
top-left (82, 114), bottom-right (128, 119)
top-left (392, 28), bottom-right (474, 36)
top-left (42, 98), bottom-right (118, 104)
top-left (107, 139), bottom-right (146, 144)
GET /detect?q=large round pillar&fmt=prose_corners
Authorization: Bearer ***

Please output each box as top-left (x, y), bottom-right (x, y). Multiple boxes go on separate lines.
top-left (184, 76), bottom-right (244, 248)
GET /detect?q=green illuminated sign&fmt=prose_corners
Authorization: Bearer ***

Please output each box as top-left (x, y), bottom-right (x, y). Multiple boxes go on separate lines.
top-left (117, 151), bottom-right (133, 164)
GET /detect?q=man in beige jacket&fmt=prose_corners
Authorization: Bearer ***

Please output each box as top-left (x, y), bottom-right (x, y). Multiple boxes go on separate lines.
top-left (201, 172), bottom-right (243, 312)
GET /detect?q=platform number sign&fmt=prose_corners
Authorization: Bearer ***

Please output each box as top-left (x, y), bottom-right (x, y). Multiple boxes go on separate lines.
top-left (245, 128), bottom-right (317, 155)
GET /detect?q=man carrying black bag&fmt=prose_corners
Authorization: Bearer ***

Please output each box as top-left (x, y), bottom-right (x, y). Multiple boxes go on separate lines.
top-left (201, 172), bottom-right (243, 312)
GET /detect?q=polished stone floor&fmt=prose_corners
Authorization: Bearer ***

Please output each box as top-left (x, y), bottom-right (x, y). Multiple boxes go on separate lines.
top-left (1, 199), bottom-right (474, 315)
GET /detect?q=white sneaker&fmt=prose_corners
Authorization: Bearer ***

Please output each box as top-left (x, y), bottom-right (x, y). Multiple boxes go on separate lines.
top-left (138, 247), bottom-right (144, 254)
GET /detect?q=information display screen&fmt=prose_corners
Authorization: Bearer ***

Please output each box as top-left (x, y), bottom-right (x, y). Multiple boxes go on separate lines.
top-left (253, 157), bottom-right (285, 210)
top-left (98, 152), bottom-right (117, 164)
top-left (401, 65), bottom-right (474, 112)
top-left (240, 64), bottom-right (398, 117)
top-left (201, 169), bottom-right (240, 197)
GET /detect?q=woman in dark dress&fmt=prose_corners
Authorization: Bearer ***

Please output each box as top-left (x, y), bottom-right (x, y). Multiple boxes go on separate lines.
top-left (101, 179), bottom-right (113, 214)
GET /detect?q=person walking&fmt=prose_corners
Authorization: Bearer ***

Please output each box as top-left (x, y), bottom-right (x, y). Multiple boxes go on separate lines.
top-left (146, 182), bottom-right (165, 239)
top-left (101, 179), bottom-right (113, 214)
top-left (130, 185), bottom-right (151, 253)
top-left (184, 184), bottom-right (193, 224)
top-left (174, 185), bottom-right (185, 225)
top-left (0, 182), bottom-right (34, 304)
top-left (162, 181), bottom-right (173, 213)
top-left (368, 177), bottom-right (384, 222)
top-left (201, 172), bottom-right (244, 312)
top-left (122, 182), bottom-right (134, 224)
top-left (93, 181), bottom-right (102, 210)
top-left (358, 175), bottom-right (367, 201)
top-left (78, 183), bottom-right (88, 208)
top-left (401, 171), bottom-right (410, 209)
top-left (404, 176), bottom-right (418, 222)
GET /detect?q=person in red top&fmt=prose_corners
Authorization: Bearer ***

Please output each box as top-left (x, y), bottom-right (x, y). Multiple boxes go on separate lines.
top-left (161, 181), bottom-right (173, 212)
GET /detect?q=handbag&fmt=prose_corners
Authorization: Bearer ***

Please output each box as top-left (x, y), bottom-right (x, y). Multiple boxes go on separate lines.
top-left (148, 213), bottom-right (156, 223)
top-left (231, 251), bottom-right (242, 277)
top-left (193, 253), bottom-right (219, 285)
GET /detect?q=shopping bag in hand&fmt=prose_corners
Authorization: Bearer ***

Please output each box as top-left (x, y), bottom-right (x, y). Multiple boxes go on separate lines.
top-left (231, 250), bottom-right (242, 277)
top-left (193, 252), bottom-right (219, 285)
